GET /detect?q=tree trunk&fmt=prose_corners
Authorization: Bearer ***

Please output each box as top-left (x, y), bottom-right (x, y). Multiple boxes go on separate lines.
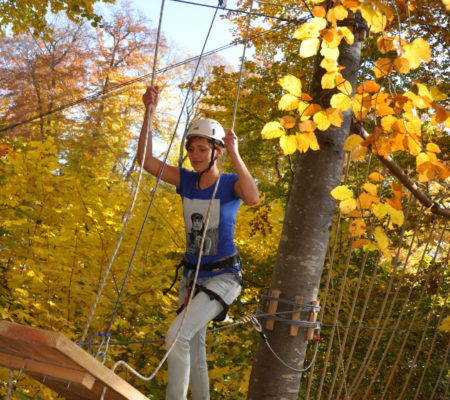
top-left (247, 15), bottom-right (366, 400)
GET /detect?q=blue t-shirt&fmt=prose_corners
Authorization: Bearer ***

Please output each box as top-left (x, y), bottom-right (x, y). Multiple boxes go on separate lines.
top-left (176, 167), bottom-right (241, 277)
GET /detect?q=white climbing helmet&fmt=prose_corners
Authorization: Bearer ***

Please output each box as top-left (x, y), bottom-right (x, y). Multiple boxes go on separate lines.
top-left (186, 119), bottom-right (225, 147)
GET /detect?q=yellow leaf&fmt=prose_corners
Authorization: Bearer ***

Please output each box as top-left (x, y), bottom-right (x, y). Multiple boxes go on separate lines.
top-left (387, 205), bottom-right (404, 227)
top-left (402, 38), bottom-right (431, 69)
top-left (327, 5), bottom-right (348, 25)
top-left (416, 83), bottom-right (433, 100)
top-left (281, 116), bottom-right (297, 129)
top-left (322, 71), bottom-right (340, 90)
top-left (439, 316), bottom-right (450, 333)
top-left (322, 28), bottom-right (344, 48)
top-left (330, 93), bottom-right (352, 111)
top-left (361, 4), bottom-right (387, 33)
top-left (368, 172), bottom-right (385, 182)
top-left (300, 38), bottom-right (321, 58)
top-left (326, 108), bottom-right (344, 127)
top-left (372, 202), bottom-right (389, 220)
top-left (362, 182), bottom-right (378, 196)
top-left (377, 36), bottom-right (397, 54)
top-left (374, 226), bottom-right (389, 250)
top-left (429, 86), bottom-right (447, 101)
top-left (336, 77), bottom-right (353, 95)
top-left (279, 75), bottom-right (302, 97)
top-left (340, 198), bottom-right (357, 214)
top-left (374, 58), bottom-right (393, 78)
top-left (331, 185), bottom-right (354, 201)
top-left (407, 136), bottom-right (422, 156)
top-left (338, 27), bottom-right (354, 45)
top-left (296, 131), bottom-right (320, 152)
top-left (320, 42), bottom-right (340, 60)
top-left (320, 58), bottom-right (339, 72)
top-left (280, 134), bottom-right (298, 154)
top-left (313, 110), bottom-right (331, 131)
top-left (343, 134), bottom-right (363, 151)
top-left (352, 238), bottom-right (371, 249)
top-left (426, 143), bottom-right (441, 153)
top-left (279, 94), bottom-right (300, 111)
top-left (381, 115), bottom-right (397, 132)
top-left (261, 121), bottom-right (285, 139)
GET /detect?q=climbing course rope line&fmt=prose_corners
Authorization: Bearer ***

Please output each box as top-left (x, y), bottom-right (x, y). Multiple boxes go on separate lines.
top-left (325, 193), bottom-right (416, 400)
top-left (347, 218), bottom-right (444, 397)
top-left (80, 0), bottom-right (166, 345)
top-left (369, 230), bottom-right (449, 400)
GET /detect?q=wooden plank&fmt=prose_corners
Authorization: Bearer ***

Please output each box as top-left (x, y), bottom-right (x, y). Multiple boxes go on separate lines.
top-left (0, 352), bottom-right (95, 388)
top-left (0, 320), bottom-right (148, 400)
top-left (265, 289), bottom-right (280, 331)
top-left (306, 300), bottom-right (320, 341)
top-left (289, 296), bottom-right (303, 337)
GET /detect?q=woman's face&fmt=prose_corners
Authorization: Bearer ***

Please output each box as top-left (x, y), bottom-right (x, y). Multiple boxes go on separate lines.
top-left (186, 137), bottom-right (219, 172)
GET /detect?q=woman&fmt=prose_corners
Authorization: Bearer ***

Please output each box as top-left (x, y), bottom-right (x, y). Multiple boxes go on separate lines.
top-left (137, 86), bottom-right (259, 400)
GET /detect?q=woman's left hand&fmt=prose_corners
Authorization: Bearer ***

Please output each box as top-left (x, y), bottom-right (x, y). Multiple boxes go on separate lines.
top-left (223, 130), bottom-right (239, 157)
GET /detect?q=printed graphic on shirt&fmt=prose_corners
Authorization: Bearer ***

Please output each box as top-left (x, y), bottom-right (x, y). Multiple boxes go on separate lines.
top-left (183, 198), bottom-right (220, 256)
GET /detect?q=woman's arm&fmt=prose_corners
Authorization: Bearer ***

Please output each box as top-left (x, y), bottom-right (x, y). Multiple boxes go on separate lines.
top-left (223, 130), bottom-right (259, 205)
top-left (137, 86), bottom-right (180, 187)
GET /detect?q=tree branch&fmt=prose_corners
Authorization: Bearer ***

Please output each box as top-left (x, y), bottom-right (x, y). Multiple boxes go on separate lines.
top-left (351, 119), bottom-right (450, 219)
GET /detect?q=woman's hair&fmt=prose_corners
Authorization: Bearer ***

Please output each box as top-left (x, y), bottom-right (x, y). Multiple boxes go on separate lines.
top-left (185, 135), bottom-right (223, 152)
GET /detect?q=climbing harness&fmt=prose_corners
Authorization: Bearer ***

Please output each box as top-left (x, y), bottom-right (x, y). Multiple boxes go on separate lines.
top-left (163, 253), bottom-right (242, 294)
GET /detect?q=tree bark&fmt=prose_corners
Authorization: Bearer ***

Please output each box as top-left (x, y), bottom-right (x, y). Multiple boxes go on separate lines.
top-left (247, 15), bottom-right (366, 400)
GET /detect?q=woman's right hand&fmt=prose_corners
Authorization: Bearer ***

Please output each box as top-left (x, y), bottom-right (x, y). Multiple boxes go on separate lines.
top-left (143, 86), bottom-right (159, 110)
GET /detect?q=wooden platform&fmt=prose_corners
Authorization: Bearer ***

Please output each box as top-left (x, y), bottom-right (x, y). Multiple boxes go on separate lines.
top-left (0, 320), bottom-right (148, 400)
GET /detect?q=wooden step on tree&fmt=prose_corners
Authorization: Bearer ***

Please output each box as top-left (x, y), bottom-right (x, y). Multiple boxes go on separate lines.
top-left (0, 320), bottom-right (148, 400)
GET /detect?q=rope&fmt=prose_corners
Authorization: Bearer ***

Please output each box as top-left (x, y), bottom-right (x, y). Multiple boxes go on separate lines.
top-left (413, 303), bottom-right (449, 399)
top-left (6, 370), bottom-right (14, 400)
top-left (347, 217), bottom-right (442, 396)
top-left (429, 337), bottom-right (450, 400)
top-left (80, 0), bottom-right (166, 345)
top-left (376, 233), bottom-right (449, 399)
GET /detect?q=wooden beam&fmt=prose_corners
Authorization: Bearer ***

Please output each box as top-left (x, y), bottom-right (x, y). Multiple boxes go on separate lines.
top-left (0, 320), bottom-right (148, 400)
top-left (0, 352), bottom-right (95, 388)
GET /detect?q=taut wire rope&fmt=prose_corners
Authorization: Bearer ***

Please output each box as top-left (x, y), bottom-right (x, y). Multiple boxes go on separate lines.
top-left (80, 0), bottom-right (166, 345)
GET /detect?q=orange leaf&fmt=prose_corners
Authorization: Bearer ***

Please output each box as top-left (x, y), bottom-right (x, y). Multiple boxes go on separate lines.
top-left (368, 172), bottom-right (385, 182)
top-left (312, 6), bottom-right (326, 17)
top-left (393, 57), bottom-right (410, 73)
top-left (281, 116), bottom-right (297, 129)
top-left (374, 58), bottom-right (394, 78)
top-left (357, 80), bottom-right (381, 93)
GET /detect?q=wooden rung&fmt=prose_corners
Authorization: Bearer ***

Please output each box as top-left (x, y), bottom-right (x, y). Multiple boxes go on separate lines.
top-left (306, 300), bottom-right (320, 341)
top-left (265, 289), bottom-right (280, 331)
top-left (0, 320), bottom-right (148, 400)
top-left (289, 296), bottom-right (303, 337)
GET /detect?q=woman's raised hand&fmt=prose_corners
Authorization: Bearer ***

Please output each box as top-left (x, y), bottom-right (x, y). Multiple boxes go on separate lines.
top-left (143, 86), bottom-right (159, 110)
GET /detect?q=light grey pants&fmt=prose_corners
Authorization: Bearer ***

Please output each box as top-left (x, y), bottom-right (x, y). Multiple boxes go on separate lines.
top-left (165, 272), bottom-right (241, 400)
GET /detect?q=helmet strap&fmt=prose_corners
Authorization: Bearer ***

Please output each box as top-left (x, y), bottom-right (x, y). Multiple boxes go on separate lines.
top-left (196, 141), bottom-right (217, 189)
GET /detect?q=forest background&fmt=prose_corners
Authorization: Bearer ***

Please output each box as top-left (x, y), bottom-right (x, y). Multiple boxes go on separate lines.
top-left (0, 0), bottom-right (449, 399)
